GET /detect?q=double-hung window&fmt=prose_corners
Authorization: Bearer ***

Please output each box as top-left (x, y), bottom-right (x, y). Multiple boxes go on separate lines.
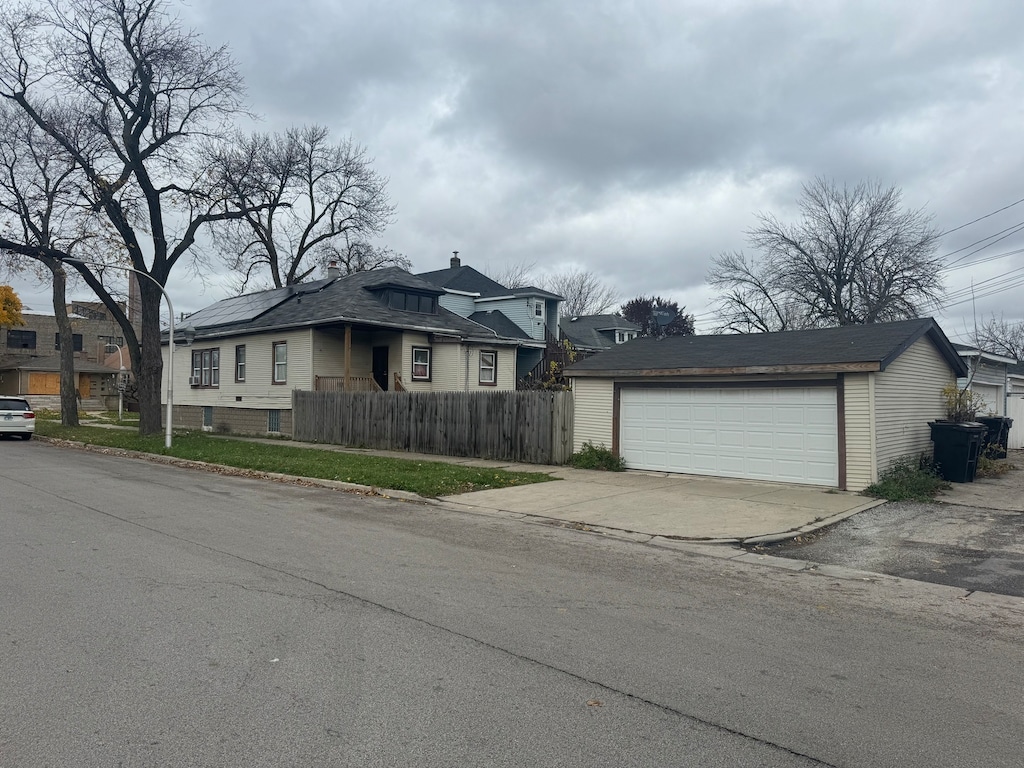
top-left (411, 346), bottom-right (431, 381)
top-left (273, 341), bottom-right (287, 384)
top-left (191, 348), bottom-right (220, 387)
top-left (479, 350), bottom-right (497, 385)
top-left (235, 345), bottom-right (246, 382)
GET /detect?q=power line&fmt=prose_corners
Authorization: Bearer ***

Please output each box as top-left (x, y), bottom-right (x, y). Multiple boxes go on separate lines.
top-left (937, 196), bottom-right (1024, 237)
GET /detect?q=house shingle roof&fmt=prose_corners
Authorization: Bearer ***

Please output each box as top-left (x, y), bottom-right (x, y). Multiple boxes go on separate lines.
top-left (417, 264), bottom-right (563, 301)
top-left (178, 268), bottom-right (504, 342)
top-left (565, 318), bottom-right (968, 377)
top-left (559, 314), bottom-right (640, 350)
top-left (469, 310), bottom-right (533, 340)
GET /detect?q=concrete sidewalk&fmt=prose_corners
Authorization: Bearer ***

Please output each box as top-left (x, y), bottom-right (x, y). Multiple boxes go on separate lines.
top-left (78, 428), bottom-right (881, 544)
top-left (437, 463), bottom-right (882, 544)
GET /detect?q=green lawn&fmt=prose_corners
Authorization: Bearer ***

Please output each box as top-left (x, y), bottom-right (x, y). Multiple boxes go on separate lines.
top-left (34, 421), bottom-right (555, 497)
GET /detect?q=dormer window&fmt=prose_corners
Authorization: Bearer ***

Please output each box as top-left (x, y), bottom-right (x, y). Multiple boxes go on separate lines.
top-left (384, 290), bottom-right (437, 314)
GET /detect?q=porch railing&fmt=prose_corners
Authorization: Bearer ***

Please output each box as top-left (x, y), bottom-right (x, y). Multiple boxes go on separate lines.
top-left (314, 375), bottom-right (383, 393)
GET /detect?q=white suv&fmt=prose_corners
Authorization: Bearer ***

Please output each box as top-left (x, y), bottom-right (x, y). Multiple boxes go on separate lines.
top-left (0, 397), bottom-right (35, 440)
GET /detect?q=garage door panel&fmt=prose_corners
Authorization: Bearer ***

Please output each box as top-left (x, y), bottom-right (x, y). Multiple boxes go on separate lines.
top-left (620, 387), bottom-right (837, 486)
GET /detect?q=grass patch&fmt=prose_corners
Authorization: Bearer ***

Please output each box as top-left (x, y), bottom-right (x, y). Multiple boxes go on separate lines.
top-left (864, 455), bottom-right (949, 502)
top-left (567, 441), bottom-right (625, 471)
top-left (34, 422), bottom-right (554, 497)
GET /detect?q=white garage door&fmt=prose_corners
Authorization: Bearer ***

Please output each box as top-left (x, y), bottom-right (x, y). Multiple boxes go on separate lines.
top-left (620, 386), bottom-right (838, 486)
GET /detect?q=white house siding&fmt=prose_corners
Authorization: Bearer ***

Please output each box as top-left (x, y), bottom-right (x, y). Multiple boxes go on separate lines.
top-left (959, 360), bottom-right (1009, 415)
top-left (843, 373), bottom-right (876, 490)
top-left (312, 329), bottom-right (372, 378)
top-left (873, 338), bottom-right (953, 476)
top-left (476, 296), bottom-right (544, 341)
top-left (398, 334), bottom-right (515, 392)
top-left (570, 378), bottom-right (614, 452)
top-left (438, 294), bottom-right (477, 318)
top-left (165, 329), bottom-right (313, 410)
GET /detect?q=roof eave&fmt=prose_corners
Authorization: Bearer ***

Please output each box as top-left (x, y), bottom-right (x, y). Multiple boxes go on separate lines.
top-left (567, 362), bottom-right (883, 377)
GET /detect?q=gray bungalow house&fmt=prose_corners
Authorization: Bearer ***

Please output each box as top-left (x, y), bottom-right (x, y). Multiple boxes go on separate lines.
top-left (565, 318), bottom-right (967, 491)
top-left (162, 267), bottom-right (519, 436)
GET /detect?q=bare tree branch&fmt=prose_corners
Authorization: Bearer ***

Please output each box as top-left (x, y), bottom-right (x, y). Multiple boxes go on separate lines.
top-left (540, 268), bottom-right (618, 317)
top-left (707, 178), bottom-right (945, 332)
top-left (209, 124), bottom-right (395, 289)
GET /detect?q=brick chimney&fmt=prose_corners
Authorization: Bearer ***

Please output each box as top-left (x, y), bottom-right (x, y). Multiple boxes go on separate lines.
top-left (450, 251), bottom-right (461, 268)
top-left (326, 260), bottom-right (341, 279)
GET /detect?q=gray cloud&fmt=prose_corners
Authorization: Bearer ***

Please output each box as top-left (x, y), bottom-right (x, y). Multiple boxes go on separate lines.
top-left (8, 0), bottom-right (1024, 338)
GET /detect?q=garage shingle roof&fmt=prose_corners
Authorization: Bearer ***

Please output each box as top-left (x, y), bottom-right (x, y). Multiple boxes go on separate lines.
top-left (565, 318), bottom-right (967, 377)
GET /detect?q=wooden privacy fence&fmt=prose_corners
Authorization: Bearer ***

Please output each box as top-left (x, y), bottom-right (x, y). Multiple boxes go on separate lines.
top-left (293, 389), bottom-right (575, 465)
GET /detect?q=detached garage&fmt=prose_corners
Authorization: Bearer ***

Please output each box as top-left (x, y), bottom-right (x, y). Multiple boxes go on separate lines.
top-left (566, 318), bottom-right (968, 491)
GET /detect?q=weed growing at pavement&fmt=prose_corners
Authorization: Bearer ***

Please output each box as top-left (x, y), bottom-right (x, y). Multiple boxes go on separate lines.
top-left (864, 455), bottom-right (949, 502)
top-left (976, 447), bottom-right (1015, 478)
top-left (33, 422), bottom-right (553, 497)
top-left (567, 442), bottom-right (625, 471)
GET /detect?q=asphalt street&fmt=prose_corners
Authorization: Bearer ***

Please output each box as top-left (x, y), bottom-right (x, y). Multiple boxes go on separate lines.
top-left (759, 500), bottom-right (1024, 597)
top-left (2, 440), bottom-right (1023, 767)
top-left (753, 459), bottom-right (1024, 597)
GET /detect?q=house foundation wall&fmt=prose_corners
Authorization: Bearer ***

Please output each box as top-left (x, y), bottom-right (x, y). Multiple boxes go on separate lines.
top-left (169, 404), bottom-right (293, 437)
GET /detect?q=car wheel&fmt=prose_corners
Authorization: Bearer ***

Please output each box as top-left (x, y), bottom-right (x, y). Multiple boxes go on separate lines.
top-left (21, 433), bottom-right (32, 441)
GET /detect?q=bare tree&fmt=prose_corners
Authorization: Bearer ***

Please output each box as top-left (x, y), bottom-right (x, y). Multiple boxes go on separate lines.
top-left (323, 232), bottom-right (410, 276)
top-left (540, 268), bottom-right (618, 317)
top-left (975, 315), bottom-right (1024, 359)
top-left (708, 178), bottom-right (944, 331)
top-left (706, 250), bottom-right (818, 333)
top-left (485, 261), bottom-right (535, 290)
top-left (211, 125), bottom-right (396, 290)
top-left (0, 102), bottom-right (98, 425)
top-left (0, 0), bottom-right (261, 434)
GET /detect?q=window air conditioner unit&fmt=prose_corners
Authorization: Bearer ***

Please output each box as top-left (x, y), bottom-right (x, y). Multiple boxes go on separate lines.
top-left (188, 376), bottom-right (201, 387)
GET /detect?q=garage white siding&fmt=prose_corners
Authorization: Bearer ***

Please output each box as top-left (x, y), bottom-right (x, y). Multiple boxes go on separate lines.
top-left (873, 338), bottom-right (954, 473)
top-left (571, 378), bottom-right (614, 452)
top-left (843, 373), bottom-right (876, 490)
top-left (619, 386), bottom-right (838, 486)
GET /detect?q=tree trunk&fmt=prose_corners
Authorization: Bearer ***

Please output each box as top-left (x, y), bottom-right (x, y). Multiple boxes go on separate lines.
top-left (49, 261), bottom-right (80, 427)
top-left (136, 279), bottom-right (165, 435)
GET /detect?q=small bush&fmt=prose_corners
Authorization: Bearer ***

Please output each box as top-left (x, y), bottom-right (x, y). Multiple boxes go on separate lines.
top-left (567, 442), bottom-right (625, 471)
top-left (864, 454), bottom-right (948, 502)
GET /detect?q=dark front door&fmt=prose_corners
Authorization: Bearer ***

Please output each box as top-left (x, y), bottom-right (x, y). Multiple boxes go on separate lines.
top-left (372, 346), bottom-right (389, 391)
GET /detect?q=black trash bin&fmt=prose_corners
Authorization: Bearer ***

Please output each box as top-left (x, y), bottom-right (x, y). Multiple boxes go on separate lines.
top-left (976, 416), bottom-right (1014, 459)
top-left (929, 421), bottom-right (987, 482)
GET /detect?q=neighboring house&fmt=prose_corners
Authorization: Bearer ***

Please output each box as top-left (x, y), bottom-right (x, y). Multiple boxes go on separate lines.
top-left (951, 343), bottom-right (1018, 417)
top-left (0, 308), bottom-right (128, 407)
top-left (162, 266), bottom-right (520, 436)
top-left (565, 318), bottom-right (966, 491)
top-left (417, 254), bottom-right (562, 380)
top-left (1009, 360), bottom-right (1024, 396)
top-left (559, 314), bottom-right (640, 352)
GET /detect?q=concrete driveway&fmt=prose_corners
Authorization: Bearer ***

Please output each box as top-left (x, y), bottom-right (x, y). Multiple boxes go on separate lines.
top-left (440, 465), bottom-right (881, 543)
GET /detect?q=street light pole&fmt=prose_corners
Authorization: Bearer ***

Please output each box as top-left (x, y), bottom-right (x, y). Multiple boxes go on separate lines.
top-left (65, 259), bottom-right (176, 448)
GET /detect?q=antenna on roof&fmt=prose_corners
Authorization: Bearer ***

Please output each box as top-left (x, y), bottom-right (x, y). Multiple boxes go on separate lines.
top-left (651, 307), bottom-right (677, 340)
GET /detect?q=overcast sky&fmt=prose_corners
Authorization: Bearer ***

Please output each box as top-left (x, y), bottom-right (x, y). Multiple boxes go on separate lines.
top-left (9, 0), bottom-right (1024, 343)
